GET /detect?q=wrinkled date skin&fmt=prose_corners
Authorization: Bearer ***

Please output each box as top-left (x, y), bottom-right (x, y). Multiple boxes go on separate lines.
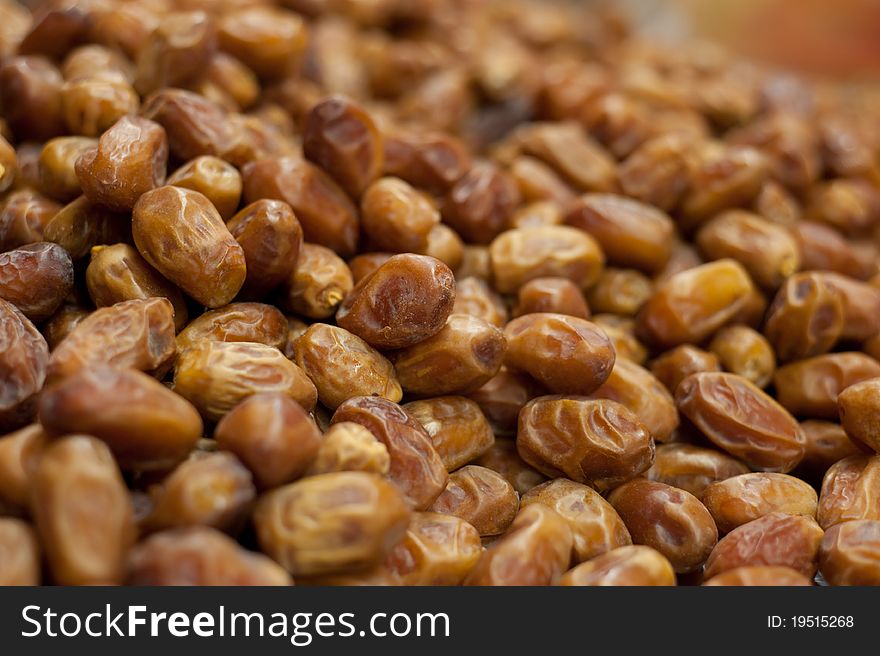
top-left (430, 465), bottom-right (519, 537)
top-left (278, 243), bottom-right (353, 319)
top-left (0, 299), bottom-right (48, 431)
top-left (362, 177), bottom-right (440, 253)
top-left (522, 479), bottom-right (631, 563)
top-left (127, 526), bottom-right (292, 586)
top-left (303, 95), bottom-right (384, 199)
top-left (676, 372), bottom-right (806, 473)
top-left (0, 242), bottom-right (74, 322)
top-left (167, 155), bottom-right (242, 220)
top-left (703, 512), bottom-right (824, 580)
top-left (817, 456), bottom-right (880, 529)
top-left (517, 396), bottom-right (654, 491)
top-left (86, 244), bottom-right (189, 331)
top-left (797, 420), bottom-right (863, 481)
top-left (75, 115), bottom-right (167, 211)
top-left (773, 352), bottom-right (880, 419)
top-left (39, 365), bottom-right (204, 471)
top-left (0, 518), bottom-right (41, 585)
top-left (226, 199), bottom-right (303, 297)
top-left (558, 545), bottom-right (676, 586)
top-left (404, 396), bottom-right (495, 471)
top-left (293, 323), bottom-right (402, 410)
top-left (215, 392), bottom-right (321, 489)
top-left (701, 473), bottom-right (818, 534)
top-left (442, 162), bottom-right (520, 244)
top-left (837, 378), bottom-right (880, 453)
top-left (489, 225), bottom-right (604, 294)
top-left (306, 422), bottom-right (390, 477)
top-left (331, 396), bottom-right (448, 510)
top-left (42, 196), bottom-right (131, 261)
top-left (819, 520), bottom-right (880, 586)
top-left (336, 254), bottom-right (455, 350)
top-left (47, 297), bottom-right (176, 384)
top-left (173, 340), bottom-right (317, 422)
top-left (703, 566), bottom-right (813, 586)
top-left (132, 185), bottom-right (246, 308)
top-left (176, 303), bottom-right (288, 353)
top-left (454, 276), bottom-right (508, 327)
top-left (764, 272), bottom-right (846, 362)
top-left (468, 369), bottom-right (546, 436)
top-left (504, 314), bottom-right (615, 395)
top-left (464, 504), bottom-right (573, 586)
top-left (393, 313), bottom-right (507, 397)
top-left (645, 444), bottom-right (750, 497)
top-left (513, 277), bottom-right (590, 320)
top-left (608, 479), bottom-right (718, 573)
top-left (253, 472), bottom-right (411, 576)
top-left (564, 193), bottom-right (674, 274)
top-left (589, 358), bottom-right (679, 442)
top-left (143, 452), bottom-right (256, 534)
top-left (31, 436), bottom-right (135, 585)
top-left (241, 156), bottom-right (359, 257)
top-left (637, 259), bottom-right (755, 348)
top-left (650, 345), bottom-right (722, 395)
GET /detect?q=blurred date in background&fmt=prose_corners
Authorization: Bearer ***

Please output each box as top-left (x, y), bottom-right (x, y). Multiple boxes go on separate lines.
top-left (630, 0), bottom-right (880, 79)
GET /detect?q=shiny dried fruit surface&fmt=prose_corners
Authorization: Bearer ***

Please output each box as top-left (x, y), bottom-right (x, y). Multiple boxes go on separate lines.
top-left (645, 444), bottom-right (749, 497)
top-left (0, 424), bottom-right (46, 514)
top-left (702, 473), bottom-right (818, 534)
top-left (702, 566), bottom-right (813, 586)
top-left (817, 455), bottom-right (880, 529)
top-left (637, 259), bottom-right (755, 348)
top-left (39, 366), bottom-right (203, 471)
top-left (0, 242), bottom-right (73, 323)
top-left (0, 300), bottom-right (49, 430)
top-left (404, 396), bottom-right (495, 472)
top-left (47, 297), bottom-right (176, 384)
top-left (773, 353), bottom-right (880, 419)
top-left (464, 504), bottom-right (573, 586)
top-left (504, 314), bottom-right (615, 395)
top-left (430, 466), bottom-right (519, 537)
top-left (522, 479), bottom-right (631, 563)
top-left (254, 472), bottom-right (411, 576)
top-left (293, 323), bottom-right (401, 410)
top-left (650, 345), bottom-right (721, 395)
top-left (818, 520), bottom-right (880, 586)
top-left (278, 243), bottom-right (352, 319)
top-left (708, 325), bottom-right (776, 388)
top-left (608, 479), bottom-right (717, 573)
top-left (306, 422), bottom-right (390, 477)
top-left (676, 372), bottom-right (805, 473)
top-left (837, 378), bottom-right (880, 453)
top-left (31, 435), bottom-right (135, 585)
top-left (513, 277), bottom-right (590, 320)
top-left (336, 254), bottom-right (455, 350)
top-left (173, 341), bottom-right (317, 422)
top-left (558, 545), bottom-right (676, 586)
top-left (475, 439), bottom-right (547, 495)
top-left (517, 396), bottom-right (654, 491)
top-left (703, 512), bottom-right (824, 580)
top-left (331, 396), bottom-right (447, 510)
top-left (393, 314), bottom-right (506, 397)
top-left (132, 185), bottom-right (246, 308)
top-left (214, 393), bottom-right (321, 489)
top-left (176, 303), bottom-right (288, 354)
top-left (362, 177), bottom-right (439, 253)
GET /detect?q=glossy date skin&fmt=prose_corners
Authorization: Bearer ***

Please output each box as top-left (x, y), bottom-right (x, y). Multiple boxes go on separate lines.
top-left (559, 545), bottom-right (676, 586)
top-left (0, 299), bottom-right (48, 431)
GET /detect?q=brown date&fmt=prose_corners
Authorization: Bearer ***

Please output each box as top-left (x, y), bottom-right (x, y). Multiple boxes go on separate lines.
top-left (306, 422), bottom-right (390, 477)
top-left (0, 242), bottom-right (73, 323)
top-left (513, 277), bottom-right (590, 320)
top-left (817, 455), bottom-right (880, 529)
top-left (517, 396), bottom-right (654, 491)
top-left (701, 473), bottom-right (818, 534)
top-left (293, 323), bottom-right (401, 410)
top-left (522, 479), bottom-right (631, 563)
top-left (475, 439), bottom-right (547, 496)
top-left (39, 366), bottom-right (203, 471)
top-left (464, 504), bottom-right (573, 586)
top-left (31, 435), bottom-right (135, 585)
top-left (676, 372), bottom-right (805, 473)
top-left (167, 155), bottom-right (242, 220)
top-left (708, 325), bottom-right (776, 388)
top-left (818, 520), bottom-right (880, 586)
top-left (558, 545), bottom-right (676, 586)
top-left (650, 345), bottom-right (721, 394)
top-left (331, 396), bottom-right (448, 510)
top-left (214, 393), bottom-right (321, 489)
top-left (645, 443), bottom-right (749, 497)
top-left (504, 313), bottom-right (615, 395)
top-left (278, 243), bottom-right (353, 320)
top-left (404, 396), bottom-right (495, 472)
top-left (47, 297), bottom-right (176, 384)
top-left (703, 566), bottom-right (813, 586)
top-left (0, 518), bottom-right (41, 586)
top-left (173, 341), bottom-right (317, 422)
top-left (336, 254), bottom-right (455, 350)
top-left (42, 195), bottom-right (130, 261)
top-left (132, 185), bottom-right (246, 308)
top-left (702, 512), bottom-right (824, 580)
top-left (176, 303), bottom-right (288, 354)
top-left (0, 424), bottom-right (46, 515)
top-left (128, 526), bottom-right (291, 586)
top-left (430, 465), bottom-right (519, 537)
top-left (254, 472), bottom-right (411, 576)
top-left (838, 377), bottom-right (880, 454)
